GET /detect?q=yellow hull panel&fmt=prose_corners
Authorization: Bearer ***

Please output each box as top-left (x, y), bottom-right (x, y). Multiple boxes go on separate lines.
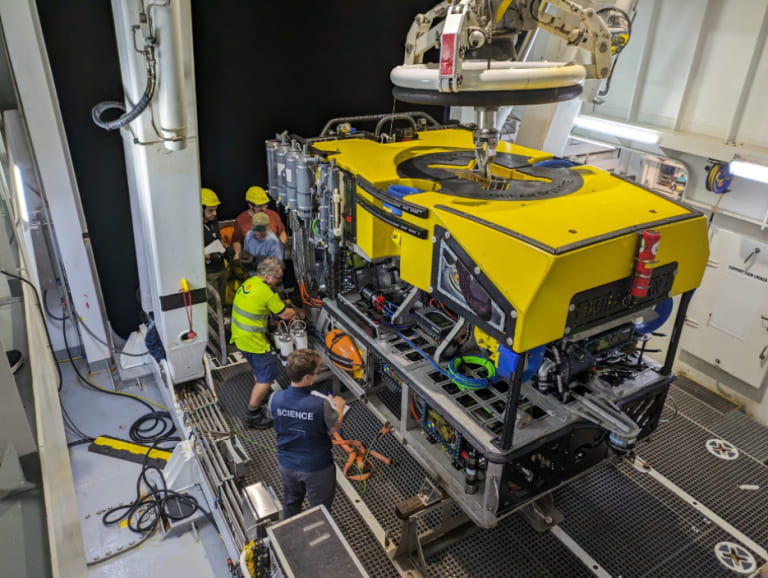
top-left (313, 129), bottom-right (709, 351)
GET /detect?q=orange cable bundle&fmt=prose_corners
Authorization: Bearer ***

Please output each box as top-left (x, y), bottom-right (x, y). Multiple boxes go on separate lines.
top-left (332, 424), bottom-right (393, 481)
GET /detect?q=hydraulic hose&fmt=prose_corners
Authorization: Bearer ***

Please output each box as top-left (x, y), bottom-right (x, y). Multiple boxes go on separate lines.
top-left (92, 54), bottom-right (156, 131)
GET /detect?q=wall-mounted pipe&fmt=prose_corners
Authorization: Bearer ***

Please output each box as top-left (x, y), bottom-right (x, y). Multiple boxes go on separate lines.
top-left (153, 0), bottom-right (187, 151)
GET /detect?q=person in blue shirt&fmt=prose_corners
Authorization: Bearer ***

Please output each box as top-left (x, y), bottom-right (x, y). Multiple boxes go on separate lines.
top-left (268, 349), bottom-right (345, 518)
top-left (243, 212), bottom-right (283, 264)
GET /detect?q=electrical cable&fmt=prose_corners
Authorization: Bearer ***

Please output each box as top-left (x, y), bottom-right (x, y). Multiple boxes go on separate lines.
top-left (42, 288), bottom-right (67, 321)
top-left (393, 327), bottom-right (495, 390)
top-left (393, 328), bottom-right (454, 381)
top-left (62, 314), bottom-right (167, 411)
top-left (0, 270), bottom-right (98, 442)
top-left (72, 310), bottom-right (150, 358)
top-left (67, 438), bottom-right (95, 448)
top-left (129, 411), bottom-right (176, 444)
top-left (300, 282), bottom-right (323, 307)
top-left (61, 406), bottom-right (95, 443)
top-left (92, 40), bottom-right (156, 131)
top-left (708, 191), bottom-right (726, 230)
top-left (1, 269), bottom-right (64, 391)
top-left (597, 7), bottom-right (633, 97)
top-left (447, 355), bottom-right (496, 391)
top-left (182, 286), bottom-right (196, 339)
top-left (101, 426), bottom-right (214, 543)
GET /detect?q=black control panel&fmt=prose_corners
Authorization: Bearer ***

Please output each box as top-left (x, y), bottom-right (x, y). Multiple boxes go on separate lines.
top-left (413, 307), bottom-right (455, 340)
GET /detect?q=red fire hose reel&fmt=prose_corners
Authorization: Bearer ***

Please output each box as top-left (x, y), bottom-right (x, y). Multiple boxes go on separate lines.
top-left (631, 229), bottom-right (661, 299)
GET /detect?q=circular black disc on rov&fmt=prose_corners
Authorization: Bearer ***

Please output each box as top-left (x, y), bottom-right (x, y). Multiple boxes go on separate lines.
top-left (392, 84), bottom-right (583, 107)
top-left (396, 151), bottom-right (584, 200)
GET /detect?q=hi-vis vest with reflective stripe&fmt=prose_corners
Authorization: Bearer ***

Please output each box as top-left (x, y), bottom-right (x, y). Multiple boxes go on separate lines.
top-left (230, 276), bottom-right (285, 354)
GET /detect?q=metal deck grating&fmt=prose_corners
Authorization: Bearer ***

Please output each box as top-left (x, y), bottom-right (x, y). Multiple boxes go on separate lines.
top-left (665, 385), bottom-right (729, 430)
top-left (556, 462), bottom-right (729, 576)
top-left (333, 399), bottom-right (439, 546)
top-left (636, 414), bottom-right (768, 549)
top-left (216, 371), bottom-right (400, 577)
top-left (709, 410), bottom-right (768, 464)
top-left (644, 524), bottom-right (763, 577)
top-left (425, 512), bottom-right (593, 578)
top-left (672, 375), bottom-right (739, 414)
top-left (615, 458), bottom-right (715, 529)
top-left (204, 367), bottom-right (768, 577)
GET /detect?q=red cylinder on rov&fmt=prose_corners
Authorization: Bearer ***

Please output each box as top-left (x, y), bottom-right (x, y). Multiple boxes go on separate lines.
top-left (631, 229), bottom-right (661, 298)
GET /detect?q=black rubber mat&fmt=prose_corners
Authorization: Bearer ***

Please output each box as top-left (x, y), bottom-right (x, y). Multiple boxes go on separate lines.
top-left (217, 370), bottom-right (256, 419)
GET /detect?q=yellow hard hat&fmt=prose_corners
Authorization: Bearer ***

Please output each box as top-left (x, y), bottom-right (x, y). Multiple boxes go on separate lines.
top-left (245, 185), bottom-right (270, 206)
top-left (201, 188), bottom-right (220, 207)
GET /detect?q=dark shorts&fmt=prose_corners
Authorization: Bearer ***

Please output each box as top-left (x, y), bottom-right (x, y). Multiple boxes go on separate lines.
top-left (242, 350), bottom-right (279, 383)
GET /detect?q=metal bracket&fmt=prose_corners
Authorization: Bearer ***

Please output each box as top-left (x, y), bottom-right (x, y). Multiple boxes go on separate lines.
top-left (392, 478), bottom-right (471, 575)
top-left (517, 493), bottom-right (564, 532)
top-left (391, 286), bottom-right (420, 325)
top-left (435, 315), bottom-right (465, 365)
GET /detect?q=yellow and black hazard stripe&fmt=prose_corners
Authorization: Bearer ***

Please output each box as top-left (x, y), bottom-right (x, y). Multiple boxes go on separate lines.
top-left (88, 435), bottom-right (172, 468)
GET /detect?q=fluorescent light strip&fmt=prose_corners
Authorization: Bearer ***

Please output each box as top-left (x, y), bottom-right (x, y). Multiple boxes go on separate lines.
top-left (13, 164), bottom-right (29, 222)
top-left (573, 115), bottom-right (659, 144)
top-left (729, 160), bottom-right (768, 184)
top-left (568, 135), bottom-right (617, 150)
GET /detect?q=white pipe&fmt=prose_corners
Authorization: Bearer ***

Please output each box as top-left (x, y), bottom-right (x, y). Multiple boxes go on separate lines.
top-left (239, 548), bottom-right (251, 577)
top-left (153, 0), bottom-right (187, 151)
top-left (391, 60), bottom-right (586, 92)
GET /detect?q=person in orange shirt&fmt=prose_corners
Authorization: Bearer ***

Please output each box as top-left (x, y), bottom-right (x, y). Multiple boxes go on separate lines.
top-left (232, 186), bottom-right (287, 260)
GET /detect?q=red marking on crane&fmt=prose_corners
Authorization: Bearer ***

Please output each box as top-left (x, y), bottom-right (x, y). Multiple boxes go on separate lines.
top-left (439, 33), bottom-right (456, 76)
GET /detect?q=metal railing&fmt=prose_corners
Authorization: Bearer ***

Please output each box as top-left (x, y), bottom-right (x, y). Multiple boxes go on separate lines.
top-left (206, 282), bottom-right (228, 366)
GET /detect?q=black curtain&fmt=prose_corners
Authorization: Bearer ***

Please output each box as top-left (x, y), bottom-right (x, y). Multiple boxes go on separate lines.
top-left (37, 0), bottom-right (438, 337)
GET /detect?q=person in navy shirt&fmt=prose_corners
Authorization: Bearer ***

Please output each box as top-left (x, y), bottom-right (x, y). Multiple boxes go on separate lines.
top-left (268, 349), bottom-right (345, 517)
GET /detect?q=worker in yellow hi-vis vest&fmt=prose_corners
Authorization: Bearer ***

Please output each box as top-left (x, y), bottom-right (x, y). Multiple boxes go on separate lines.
top-left (230, 256), bottom-right (304, 428)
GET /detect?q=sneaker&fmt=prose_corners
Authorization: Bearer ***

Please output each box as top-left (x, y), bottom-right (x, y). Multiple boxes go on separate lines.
top-left (246, 408), bottom-right (273, 430)
top-left (6, 350), bottom-right (22, 374)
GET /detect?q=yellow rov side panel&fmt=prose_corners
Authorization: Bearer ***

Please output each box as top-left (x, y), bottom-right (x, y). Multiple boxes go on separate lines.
top-left (518, 216), bottom-right (709, 351)
top-left (354, 188), bottom-right (401, 260)
top-left (312, 129), bottom-right (709, 352)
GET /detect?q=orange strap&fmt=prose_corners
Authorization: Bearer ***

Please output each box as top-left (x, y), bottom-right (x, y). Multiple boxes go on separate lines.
top-left (332, 431), bottom-right (392, 481)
